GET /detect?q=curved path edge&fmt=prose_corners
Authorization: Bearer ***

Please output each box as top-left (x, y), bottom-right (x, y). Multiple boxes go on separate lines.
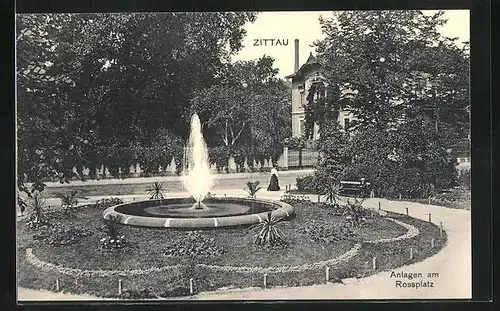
top-left (193, 198), bottom-right (471, 300)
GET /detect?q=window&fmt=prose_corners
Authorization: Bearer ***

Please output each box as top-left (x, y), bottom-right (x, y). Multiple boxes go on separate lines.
top-left (344, 118), bottom-right (350, 131)
top-left (299, 118), bottom-right (305, 136)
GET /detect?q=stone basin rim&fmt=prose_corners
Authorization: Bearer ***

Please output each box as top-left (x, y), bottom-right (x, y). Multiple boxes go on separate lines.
top-left (101, 197), bottom-right (294, 228)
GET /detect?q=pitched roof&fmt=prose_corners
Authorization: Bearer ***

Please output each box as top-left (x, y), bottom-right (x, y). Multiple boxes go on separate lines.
top-left (285, 52), bottom-right (321, 79)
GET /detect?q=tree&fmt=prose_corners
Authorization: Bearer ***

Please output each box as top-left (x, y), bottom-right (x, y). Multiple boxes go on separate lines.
top-left (190, 55), bottom-right (291, 165)
top-left (311, 10), bottom-right (469, 134)
top-left (341, 125), bottom-right (396, 195)
top-left (16, 12), bottom-right (257, 196)
top-left (342, 115), bottom-right (458, 198)
top-left (248, 78), bottom-right (291, 164)
top-left (302, 10), bottom-right (468, 197)
top-left (191, 85), bottom-right (250, 147)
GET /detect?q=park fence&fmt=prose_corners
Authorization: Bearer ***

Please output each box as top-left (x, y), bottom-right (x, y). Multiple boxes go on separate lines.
top-left (287, 148), bottom-right (319, 169)
top-left (63, 147), bottom-right (306, 181)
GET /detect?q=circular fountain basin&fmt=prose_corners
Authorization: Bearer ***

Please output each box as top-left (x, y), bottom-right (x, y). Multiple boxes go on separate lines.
top-left (102, 197), bottom-right (294, 228)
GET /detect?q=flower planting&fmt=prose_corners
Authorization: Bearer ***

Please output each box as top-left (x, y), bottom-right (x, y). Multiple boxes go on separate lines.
top-left (25, 214), bottom-right (51, 231)
top-left (280, 194), bottom-right (311, 204)
top-left (33, 223), bottom-right (93, 247)
top-left (100, 215), bottom-right (127, 250)
top-left (18, 194), bottom-right (445, 299)
top-left (88, 198), bottom-right (124, 209)
top-left (298, 220), bottom-right (356, 243)
top-left (164, 231), bottom-right (225, 258)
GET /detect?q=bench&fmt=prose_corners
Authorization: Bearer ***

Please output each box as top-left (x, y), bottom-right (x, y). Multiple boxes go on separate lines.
top-left (339, 180), bottom-right (371, 198)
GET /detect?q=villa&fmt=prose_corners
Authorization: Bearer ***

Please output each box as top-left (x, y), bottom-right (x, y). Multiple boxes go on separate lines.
top-left (285, 39), bottom-right (354, 147)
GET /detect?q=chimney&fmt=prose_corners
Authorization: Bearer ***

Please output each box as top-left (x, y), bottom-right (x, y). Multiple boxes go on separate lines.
top-left (294, 39), bottom-right (299, 72)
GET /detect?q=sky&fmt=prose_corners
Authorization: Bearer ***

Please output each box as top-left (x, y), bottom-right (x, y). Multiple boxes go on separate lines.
top-left (232, 10), bottom-right (470, 79)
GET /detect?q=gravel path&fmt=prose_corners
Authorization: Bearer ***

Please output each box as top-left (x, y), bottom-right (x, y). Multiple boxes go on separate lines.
top-left (32, 169), bottom-right (314, 188)
top-left (192, 198), bottom-right (471, 300)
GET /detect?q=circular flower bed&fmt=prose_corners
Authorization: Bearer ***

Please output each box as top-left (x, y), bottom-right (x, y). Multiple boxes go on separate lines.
top-left (18, 199), bottom-right (446, 299)
top-left (164, 231), bottom-right (225, 258)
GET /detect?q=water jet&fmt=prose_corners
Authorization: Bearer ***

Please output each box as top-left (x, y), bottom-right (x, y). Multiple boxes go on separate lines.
top-left (102, 113), bottom-right (294, 228)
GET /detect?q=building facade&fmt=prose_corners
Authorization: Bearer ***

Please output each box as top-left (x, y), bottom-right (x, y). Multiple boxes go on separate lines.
top-left (286, 40), bottom-right (353, 142)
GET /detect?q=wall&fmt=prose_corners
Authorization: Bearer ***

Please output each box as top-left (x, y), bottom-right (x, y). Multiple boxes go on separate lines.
top-left (68, 150), bottom-right (290, 180)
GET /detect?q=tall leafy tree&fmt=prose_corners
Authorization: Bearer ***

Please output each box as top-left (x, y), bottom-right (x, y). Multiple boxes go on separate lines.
top-left (190, 55), bottom-right (291, 165)
top-left (303, 10), bottom-right (468, 196)
top-left (311, 10), bottom-right (469, 135)
top-left (16, 12), bottom-right (257, 194)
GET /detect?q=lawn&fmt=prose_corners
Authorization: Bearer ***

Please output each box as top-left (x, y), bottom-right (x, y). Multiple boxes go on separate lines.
top-left (17, 200), bottom-right (447, 299)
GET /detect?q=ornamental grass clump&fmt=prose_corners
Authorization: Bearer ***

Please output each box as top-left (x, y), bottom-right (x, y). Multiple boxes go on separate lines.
top-left (100, 215), bottom-right (127, 250)
top-left (323, 180), bottom-right (342, 207)
top-left (146, 182), bottom-right (165, 199)
top-left (25, 192), bottom-right (50, 231)
top-left (250, 212), bottom-right (287, 248)
top-left (244, 181), bottom-right (262, 198)
top-left (56, 190), bottom-right (80, 210)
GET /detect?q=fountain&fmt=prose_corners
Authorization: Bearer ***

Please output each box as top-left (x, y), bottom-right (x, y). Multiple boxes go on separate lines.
top-left (181, 113), bottom-right (214, 210)
top-left (102, 113), bottom-right (294, 228)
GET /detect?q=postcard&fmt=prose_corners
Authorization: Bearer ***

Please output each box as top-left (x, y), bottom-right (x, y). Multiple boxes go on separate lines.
top-left (16, 10), bottom-right (472, 301)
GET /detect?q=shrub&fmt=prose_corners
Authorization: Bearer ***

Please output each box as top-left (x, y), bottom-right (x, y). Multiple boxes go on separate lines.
top-left (431, 189), bottom-right (469, 206)
top-left (296, 175), bottom-right (315, 192)
top-left (457, 168), bottom-right (471, 190)
top-left (231, 145), bottom-right (248, 173)
top-left (209, 146), bottom-right (231, 173)
top-left (244, 181), bottom-right (262, 198)
top-left (295, 170), bottom-right (332, 194)
top-left (250, 212), bottom-right (287, 247)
